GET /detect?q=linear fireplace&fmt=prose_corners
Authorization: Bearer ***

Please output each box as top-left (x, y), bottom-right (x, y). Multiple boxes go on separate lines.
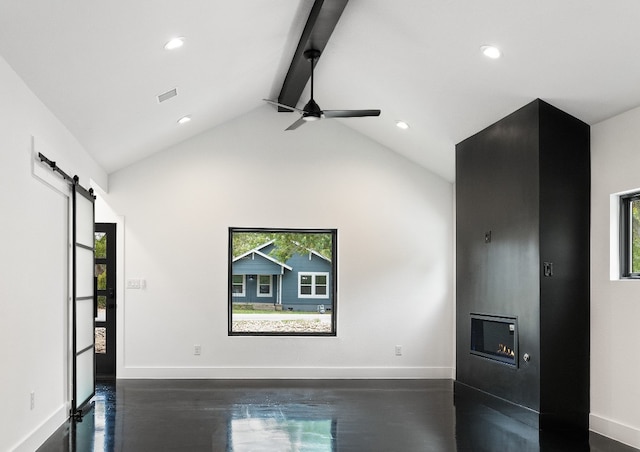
top-left (470, 314), bottom-right (518, 367)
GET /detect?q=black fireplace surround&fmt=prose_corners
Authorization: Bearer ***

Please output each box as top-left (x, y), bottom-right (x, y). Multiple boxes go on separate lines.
top-left (455, 99), bottom-right (590, 431)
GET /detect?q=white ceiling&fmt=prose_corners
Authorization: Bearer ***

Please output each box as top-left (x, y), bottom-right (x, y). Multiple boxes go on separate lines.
top-left (1, 0), bottom-right (639, 182)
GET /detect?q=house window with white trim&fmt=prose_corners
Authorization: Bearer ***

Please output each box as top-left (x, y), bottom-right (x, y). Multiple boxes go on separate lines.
top-left (232, 274), bottom-right (245, 296)
top-left (299, 272), bottom-right (329, 298)
top-left (257, 275), bottom-right (272, 297)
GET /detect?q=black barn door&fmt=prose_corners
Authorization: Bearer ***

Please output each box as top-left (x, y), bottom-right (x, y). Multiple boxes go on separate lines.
top-left (71, 181), bottom-right (96, 418)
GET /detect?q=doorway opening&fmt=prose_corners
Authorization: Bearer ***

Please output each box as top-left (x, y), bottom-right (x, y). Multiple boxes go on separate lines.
top-left (95, 223), bottom-right (116, 378)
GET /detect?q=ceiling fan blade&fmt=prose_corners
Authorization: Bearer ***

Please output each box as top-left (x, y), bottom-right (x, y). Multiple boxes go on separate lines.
top-left (263, 99), bottom-right (305, 114)
top-left (285, 117), bottom-right (307, 131)
top-left (323, 109), bottom-right (381, 118)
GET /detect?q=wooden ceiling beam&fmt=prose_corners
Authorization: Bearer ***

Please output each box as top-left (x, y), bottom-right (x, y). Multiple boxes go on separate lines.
top-left (277, 0), bottom-right (349, 112)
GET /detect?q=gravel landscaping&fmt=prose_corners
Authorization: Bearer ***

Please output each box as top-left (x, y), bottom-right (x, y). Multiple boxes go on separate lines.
top-left (232, 319), bottom-right (332, 333)
top-left (95, 327), bottom-right (106, 353)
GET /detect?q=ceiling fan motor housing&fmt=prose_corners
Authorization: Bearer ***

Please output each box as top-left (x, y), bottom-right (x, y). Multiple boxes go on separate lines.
top-left (303, 99), bottom-right (322, 119)
top-left (263, 47), bottom-right (380, 130)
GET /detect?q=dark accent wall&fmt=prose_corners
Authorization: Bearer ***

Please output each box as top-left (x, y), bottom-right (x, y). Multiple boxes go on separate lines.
top-left (455, 99), bottom-right (590, 430)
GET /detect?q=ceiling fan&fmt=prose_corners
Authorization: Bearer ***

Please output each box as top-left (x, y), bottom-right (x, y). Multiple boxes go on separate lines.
top-left (264, 49), bottom-right (381, 131)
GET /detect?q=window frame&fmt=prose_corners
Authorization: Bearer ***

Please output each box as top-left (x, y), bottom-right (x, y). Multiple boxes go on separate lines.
top-left (620, 192), bottom-right (640, 278)
top-left (228, 227), bottom-right (337, 337)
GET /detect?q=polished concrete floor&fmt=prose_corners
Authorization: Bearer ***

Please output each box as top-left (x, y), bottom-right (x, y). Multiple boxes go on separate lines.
top-left (37, 379), bottom-right (637, 452)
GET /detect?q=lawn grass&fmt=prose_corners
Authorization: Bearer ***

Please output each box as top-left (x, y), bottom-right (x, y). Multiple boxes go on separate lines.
top-left (232, 304), bottom-right (330, 314)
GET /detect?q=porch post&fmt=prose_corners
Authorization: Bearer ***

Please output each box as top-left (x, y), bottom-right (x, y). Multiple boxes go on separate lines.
top-left (277, 274), bottom-right (282, 305)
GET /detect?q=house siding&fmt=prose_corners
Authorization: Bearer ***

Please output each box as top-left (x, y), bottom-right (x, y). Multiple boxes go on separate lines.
top-left (233, 254), bottom-right (284, 275)
top-left (232, 253), bottom-right (282, 303)
top-left (232, 246), bottom-right (332, 311)
top-left (281, 252), bottom-right (332, 311)
top-left (239, 276), bottom-right (278, 304)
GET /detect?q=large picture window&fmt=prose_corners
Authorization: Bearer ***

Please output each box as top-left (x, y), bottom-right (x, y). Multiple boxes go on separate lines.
top-left (620, 192), bottom-right (640, 277)
top-left (229, 228), bottom-right (337, 336)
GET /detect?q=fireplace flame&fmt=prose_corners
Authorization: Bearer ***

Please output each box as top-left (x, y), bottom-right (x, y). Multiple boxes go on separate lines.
top-left (497, 343), bottom-right (515, 358)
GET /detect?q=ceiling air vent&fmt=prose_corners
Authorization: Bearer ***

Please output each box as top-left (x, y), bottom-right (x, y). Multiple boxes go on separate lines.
top-left (157, 88), bottom-right (178, 103)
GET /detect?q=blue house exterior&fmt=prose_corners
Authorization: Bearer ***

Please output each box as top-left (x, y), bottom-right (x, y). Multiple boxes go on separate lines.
top-left (232, 241), bottom-right (332, 312)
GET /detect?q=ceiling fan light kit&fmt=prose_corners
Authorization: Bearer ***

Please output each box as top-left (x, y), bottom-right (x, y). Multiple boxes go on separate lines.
top-left (264, 48), bottom-right (381, 130)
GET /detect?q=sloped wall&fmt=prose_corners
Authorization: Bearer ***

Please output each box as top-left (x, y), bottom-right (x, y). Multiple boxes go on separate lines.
top-left (0, 55), bottom-right (107, 451)
top-left (99, 105), bottom-right (455, 379)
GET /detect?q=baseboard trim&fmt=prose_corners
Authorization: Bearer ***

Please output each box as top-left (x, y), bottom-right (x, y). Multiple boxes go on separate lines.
top-left (12, 404), bottom-right (68, 452)
top-left (117, 366), bottom-right (455, 380)
top-left (590, 413), bottom-right (640, 450)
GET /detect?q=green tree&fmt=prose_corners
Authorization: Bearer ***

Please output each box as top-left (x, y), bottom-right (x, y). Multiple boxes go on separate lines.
top-left (632, 201), bottom-right (640, 272)
top-left (95, 232), bottom-right (107, 258)
top-left (232, 231), bottom-right (332, 262)
top-left (232, 232), bottom-right (275, 257)
top-left (95, 233), bottom-right (107, 294)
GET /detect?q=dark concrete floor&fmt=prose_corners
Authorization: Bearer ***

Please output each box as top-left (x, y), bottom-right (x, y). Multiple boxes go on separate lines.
top-left (37, 379), bottom-right (637, 452)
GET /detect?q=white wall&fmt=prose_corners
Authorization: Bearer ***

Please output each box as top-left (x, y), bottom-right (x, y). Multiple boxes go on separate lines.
top-left (591, 106), bottom-right (640, 449)
top-left (0, 55), bottom-right (107, 451)
top-left (100, 105), bottom-right (454, 379)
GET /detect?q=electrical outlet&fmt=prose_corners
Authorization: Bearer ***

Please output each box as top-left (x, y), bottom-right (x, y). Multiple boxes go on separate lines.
top-left (395, 345), bottom-right (403, 356)
top-left (194, 345), bottom-right (201, 355)
top-left (30, 391), bottom-right (35, 410)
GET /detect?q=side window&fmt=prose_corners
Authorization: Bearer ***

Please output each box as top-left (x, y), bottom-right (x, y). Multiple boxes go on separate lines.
top-left (620, 193), bottom-right (640, 277)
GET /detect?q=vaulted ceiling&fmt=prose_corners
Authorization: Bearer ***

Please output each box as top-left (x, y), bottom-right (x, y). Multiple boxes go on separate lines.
top-left (1, 1), bottom-right (639, 182)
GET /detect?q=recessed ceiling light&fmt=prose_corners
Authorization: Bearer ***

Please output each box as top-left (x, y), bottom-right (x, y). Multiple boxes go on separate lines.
top-left (177, 115), bottom-right (191, 125)
top-left (396, 120), bottom-right (410, 130)
top-left (164, 37), bottom-right (185, 50)
top-left (481, 45), bottom-right (502, 59)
